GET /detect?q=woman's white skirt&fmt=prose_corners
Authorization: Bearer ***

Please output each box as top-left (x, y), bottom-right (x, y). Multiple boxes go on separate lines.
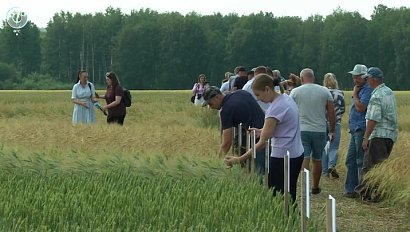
top-left (194, 96), bottom-right (205, 106)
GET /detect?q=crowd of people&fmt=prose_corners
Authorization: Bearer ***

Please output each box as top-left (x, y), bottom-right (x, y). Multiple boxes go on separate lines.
top-left (71, 64), bottom-right (398, 203)
top-left (201, 64), bottom-right (398, 203)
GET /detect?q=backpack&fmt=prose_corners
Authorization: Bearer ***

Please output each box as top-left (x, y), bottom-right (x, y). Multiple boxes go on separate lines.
top-left (122, 87), bottom-right (132, 107)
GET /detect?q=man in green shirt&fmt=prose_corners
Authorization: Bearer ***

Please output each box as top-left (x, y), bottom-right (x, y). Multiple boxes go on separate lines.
top-left (356, 67), bottom-right (398, 202)
top-left (362, 67), bottom-right (398, 171)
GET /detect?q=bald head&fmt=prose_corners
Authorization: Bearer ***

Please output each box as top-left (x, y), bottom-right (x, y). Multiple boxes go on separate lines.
top-left (300, 68), bottom-right (315, 84)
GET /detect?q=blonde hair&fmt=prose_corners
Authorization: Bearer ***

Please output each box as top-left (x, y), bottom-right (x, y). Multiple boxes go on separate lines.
top-left (323, 73), bottom-right (339, 89)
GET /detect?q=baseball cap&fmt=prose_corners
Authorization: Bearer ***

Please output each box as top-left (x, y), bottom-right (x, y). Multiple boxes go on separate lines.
top-left (348, 64), bottom-right (367, 76)
top-left (202, 86), bottom-right (221, 107)
top-left (365, 67), bottom-right (383, 79)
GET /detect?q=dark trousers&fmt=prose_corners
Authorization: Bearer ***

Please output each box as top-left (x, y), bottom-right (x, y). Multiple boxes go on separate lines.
top-left (363, 137), bottom-right (394, 173)
top-left (107, 115), bottom-right (125, 125)
top-left (269, 155), bottom-right (304, 202)
top-left (355, 138), bottom-right (394, 202)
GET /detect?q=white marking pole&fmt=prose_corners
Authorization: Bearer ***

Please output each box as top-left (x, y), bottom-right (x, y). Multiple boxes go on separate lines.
top-left (264, 139), bottom-right (270, 189)
top-left (238, 123), bottom-right (242, 156)
top-left (251, 130), bottom-right (256, 173)
top-left (301, 168), bottom-right (310, 232)
top-left (305, 168), bottom-right (310, 218)
top-left (246, 130), bottom-right (251, 173)
top-left (252, 130), bottom-right (256, 159)
top-left (326, 195), bottom-right (336, 232)
top-left (284, 151), bottom-right (290, 217)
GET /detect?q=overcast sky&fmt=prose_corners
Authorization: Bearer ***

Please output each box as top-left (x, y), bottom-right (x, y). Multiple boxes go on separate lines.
top-left (1, 0), bottom-right (409, 28)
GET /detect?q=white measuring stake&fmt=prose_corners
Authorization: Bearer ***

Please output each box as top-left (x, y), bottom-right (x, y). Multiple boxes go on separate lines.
top-left (252, 130), bottom-right (256, 159)
top-left (326, 195), bottom-right (336, 232)
top-left (304, 168), bottom-right (310, 218)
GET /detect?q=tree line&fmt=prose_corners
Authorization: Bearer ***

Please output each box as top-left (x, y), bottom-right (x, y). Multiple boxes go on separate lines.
top-left (0, 4), bottom-right (409, 90)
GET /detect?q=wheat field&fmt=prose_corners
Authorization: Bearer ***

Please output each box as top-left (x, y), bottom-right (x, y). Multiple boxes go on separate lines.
top-left (0, 90), bottom-right (409, 231)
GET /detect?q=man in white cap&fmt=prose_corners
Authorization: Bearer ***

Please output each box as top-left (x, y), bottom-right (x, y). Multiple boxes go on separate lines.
top-left (343, 64), bottom-right (373, 198)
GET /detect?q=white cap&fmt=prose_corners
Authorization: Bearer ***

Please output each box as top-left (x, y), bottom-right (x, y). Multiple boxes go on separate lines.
top-left (348, 64), bottom-right (367, 76)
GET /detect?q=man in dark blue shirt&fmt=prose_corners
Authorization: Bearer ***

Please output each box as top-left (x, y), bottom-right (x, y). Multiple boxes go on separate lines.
top-left (203, 86), bottom-right (265, 173)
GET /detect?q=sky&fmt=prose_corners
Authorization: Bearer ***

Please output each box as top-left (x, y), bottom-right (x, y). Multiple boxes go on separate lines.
top-left (1, 0), bottom-right (409, 28)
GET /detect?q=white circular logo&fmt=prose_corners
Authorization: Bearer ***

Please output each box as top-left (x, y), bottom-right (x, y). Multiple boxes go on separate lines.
top-left (6, 7), bottom-right (28, 29)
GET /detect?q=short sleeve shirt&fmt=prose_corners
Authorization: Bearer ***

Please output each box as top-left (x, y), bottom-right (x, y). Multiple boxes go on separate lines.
top-left (265, 94), bottom-right (304, 158)
top-left (366, 83), bottom-right (398, 142)
top-left (71, 81), bottom-right (95, 100)
top-left (220, 90), bottom-right (265, 130)
top-left (105, 85), bottom-right (126, 116)
top-left (348, 83), bottom-right (372, 133)
top-left (329, 89), bottom-right (345, 124)
top-left (290, 83), bottom-right (333, 132)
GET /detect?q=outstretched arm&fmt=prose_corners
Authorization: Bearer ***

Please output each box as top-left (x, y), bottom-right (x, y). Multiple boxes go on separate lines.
top-left (225, 118), bottom-right (276, 166)
top-left (218, 128), bottom-right (233, 157)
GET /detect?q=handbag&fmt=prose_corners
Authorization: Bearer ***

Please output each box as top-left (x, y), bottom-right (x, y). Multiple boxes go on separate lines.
top-left (191, 83), bottom-right (199, 103)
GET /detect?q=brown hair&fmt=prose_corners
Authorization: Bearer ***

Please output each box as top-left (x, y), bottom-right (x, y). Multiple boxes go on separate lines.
top-left (254, 66), bottom-right (268, 76)
top-left (106, 71), bottom-right (120, 87)
top-left (288, 73), bottom-right (301, 87)
top-left (252, 73), bottom-right (273, 90)
top-left (253, 73), bottom-right (284, 94)
top-left (76, 70), bottom-right (87, 83)
top-left (198, 74), bottom-right (207, 82)
top-left (266, 67), bottom-right (274, 77)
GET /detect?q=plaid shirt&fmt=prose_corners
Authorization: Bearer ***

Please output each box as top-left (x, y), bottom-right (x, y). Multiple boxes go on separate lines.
top-left (366, 83), bottom-right (398, 142)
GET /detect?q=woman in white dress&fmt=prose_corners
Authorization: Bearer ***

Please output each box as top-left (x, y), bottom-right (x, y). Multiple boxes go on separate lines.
top-left (71, 70), bottom-right (97, 124)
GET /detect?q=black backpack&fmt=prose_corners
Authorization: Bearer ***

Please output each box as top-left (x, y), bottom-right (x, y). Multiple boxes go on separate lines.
top-left (122, 87), bottom-right (131, 107)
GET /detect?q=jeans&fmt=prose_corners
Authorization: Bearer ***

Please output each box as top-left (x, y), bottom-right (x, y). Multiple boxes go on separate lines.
top-left (344, 130), bottom-right (365, 193)
top-left (322, 124), bottom-right (341, 175)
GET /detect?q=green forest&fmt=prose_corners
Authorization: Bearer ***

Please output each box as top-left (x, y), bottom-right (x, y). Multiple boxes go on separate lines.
top-left (0, 4), bottom-right (409, 90)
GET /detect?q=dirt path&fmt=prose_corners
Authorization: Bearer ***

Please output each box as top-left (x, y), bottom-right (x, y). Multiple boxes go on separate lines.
top-left (308, 174), bottom-right (410, 232)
